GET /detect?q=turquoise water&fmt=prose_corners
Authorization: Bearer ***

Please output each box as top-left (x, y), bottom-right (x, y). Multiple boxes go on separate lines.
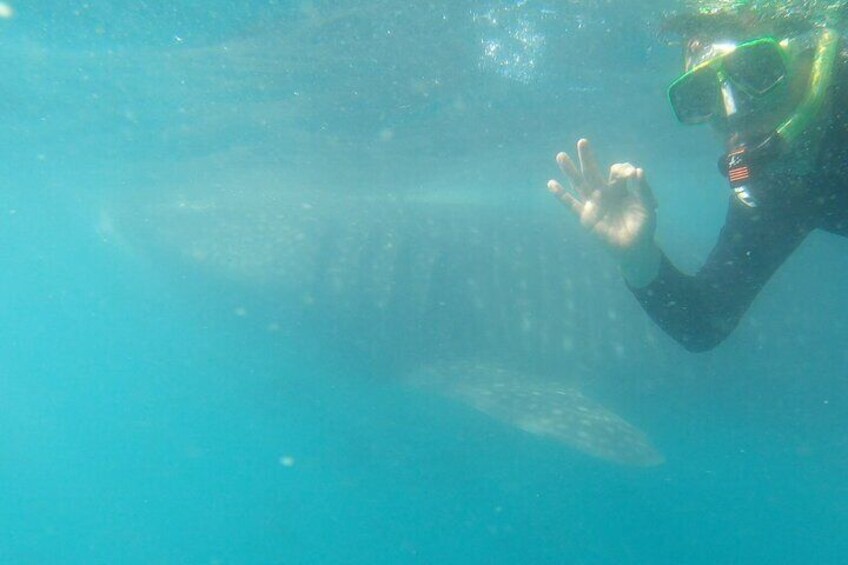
top-left (2, 1), bottom-right (848, 563)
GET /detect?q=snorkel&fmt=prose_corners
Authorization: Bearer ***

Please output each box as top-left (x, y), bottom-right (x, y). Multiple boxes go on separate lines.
top-left (721, 27), bottom-right (840, 206)
top-left (663, 0), bottom-right (847, 206)
top-left (775, 28), bottom-right (839, 142)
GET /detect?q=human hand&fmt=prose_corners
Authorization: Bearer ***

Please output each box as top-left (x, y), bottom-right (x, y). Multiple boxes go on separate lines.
top-left (547, 138), bottom-right (657, 255)
top-left (547, 138), bottom-right (661, 287)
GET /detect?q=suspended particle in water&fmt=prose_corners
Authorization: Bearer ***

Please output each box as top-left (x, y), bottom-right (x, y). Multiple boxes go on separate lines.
top-left (279, 455), bottom-right (296, 468)
top-left (0, 3), bottom-right (13, 19)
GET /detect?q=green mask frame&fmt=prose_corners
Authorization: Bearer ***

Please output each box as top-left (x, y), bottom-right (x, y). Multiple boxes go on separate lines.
top-left (668, 36), bottom-right (791, 124)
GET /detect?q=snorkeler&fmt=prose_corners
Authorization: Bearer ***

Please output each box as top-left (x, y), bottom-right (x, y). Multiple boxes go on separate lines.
top-left (547, 0), bottom-right (848, 352)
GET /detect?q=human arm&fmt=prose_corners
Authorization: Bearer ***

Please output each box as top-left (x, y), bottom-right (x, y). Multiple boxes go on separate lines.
top-left (547, 139), bottom-right (810, 352)
top-left (628, 198), bottom-right (810, 351)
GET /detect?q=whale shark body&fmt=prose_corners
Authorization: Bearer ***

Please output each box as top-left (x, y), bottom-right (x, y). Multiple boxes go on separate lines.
top-left (101, 174), bottom-right (665, 467)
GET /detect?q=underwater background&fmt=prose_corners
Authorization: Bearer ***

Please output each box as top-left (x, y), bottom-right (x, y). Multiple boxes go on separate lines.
top-left (1, 1), bottom-right (848, 563)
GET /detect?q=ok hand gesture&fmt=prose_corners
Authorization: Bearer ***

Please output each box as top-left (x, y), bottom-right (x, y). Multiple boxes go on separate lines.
top-left (547, 138), bottom-right (657, 255)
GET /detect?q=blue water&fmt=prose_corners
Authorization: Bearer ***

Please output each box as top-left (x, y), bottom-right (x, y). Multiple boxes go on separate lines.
top-left (2, 1), bottom-right (848, 563)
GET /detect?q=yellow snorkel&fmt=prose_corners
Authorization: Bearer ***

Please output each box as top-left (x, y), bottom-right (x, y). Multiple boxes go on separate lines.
top-left (775, 27), bottom-right (839, 143)
top-left (721, 27), bottom-right (840, 206)
top-left (664, 0), bottom-right (845, 206)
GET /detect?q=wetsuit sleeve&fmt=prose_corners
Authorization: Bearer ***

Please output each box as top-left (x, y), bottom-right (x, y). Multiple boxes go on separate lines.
top-left (628, 198), bottom-right (810, 352)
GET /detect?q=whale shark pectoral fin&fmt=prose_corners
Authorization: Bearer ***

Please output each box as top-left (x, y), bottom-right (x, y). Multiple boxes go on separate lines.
top-left (406, 361), bottom-right (664, 467)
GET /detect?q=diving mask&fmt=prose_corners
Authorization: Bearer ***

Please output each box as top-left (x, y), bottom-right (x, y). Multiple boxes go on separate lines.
top-left (668, 36), bottom-right (791, 124)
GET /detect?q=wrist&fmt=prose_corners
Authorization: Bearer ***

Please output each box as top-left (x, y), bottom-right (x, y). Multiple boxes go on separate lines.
top-left (619, 240), bottom-right (662, 288)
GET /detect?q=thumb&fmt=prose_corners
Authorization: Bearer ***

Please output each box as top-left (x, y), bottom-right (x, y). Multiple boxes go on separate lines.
top-left (630, 168), bottom-right (657, 210)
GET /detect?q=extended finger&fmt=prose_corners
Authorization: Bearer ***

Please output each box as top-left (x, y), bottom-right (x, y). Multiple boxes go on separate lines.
top-left (547, 179), bottom-right (583, 215)
top-left (555, 151), bottom-right (590, 198)
top-left (577, 139), bottom-right (606, 189)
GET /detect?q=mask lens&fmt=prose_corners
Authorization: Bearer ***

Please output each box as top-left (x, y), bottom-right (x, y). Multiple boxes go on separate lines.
top-left (724, 40), bottom-right (786, 95)
top-left (669, 66), bottom-right (720, 123)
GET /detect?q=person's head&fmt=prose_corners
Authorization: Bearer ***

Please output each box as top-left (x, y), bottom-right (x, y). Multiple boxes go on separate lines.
top-left (662, 0), bottom-right (843, 146)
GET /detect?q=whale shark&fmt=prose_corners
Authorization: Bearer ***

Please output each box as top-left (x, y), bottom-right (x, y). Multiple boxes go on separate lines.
top-left (100, 163), bottom-right (666, 467)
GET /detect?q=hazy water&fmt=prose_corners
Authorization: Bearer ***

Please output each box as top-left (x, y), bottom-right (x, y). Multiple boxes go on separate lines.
top-left (2, 1), bottom-right (848, 563)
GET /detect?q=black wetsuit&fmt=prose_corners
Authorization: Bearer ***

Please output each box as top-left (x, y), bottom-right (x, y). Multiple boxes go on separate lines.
top-left (630, 51), bottom-right (848, 352)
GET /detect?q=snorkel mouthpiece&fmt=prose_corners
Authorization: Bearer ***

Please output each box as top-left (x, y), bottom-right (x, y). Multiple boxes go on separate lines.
top-left (719, 134), bottom-right (785, 206)
top-left (720, 27), bottom-right (840, 207)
